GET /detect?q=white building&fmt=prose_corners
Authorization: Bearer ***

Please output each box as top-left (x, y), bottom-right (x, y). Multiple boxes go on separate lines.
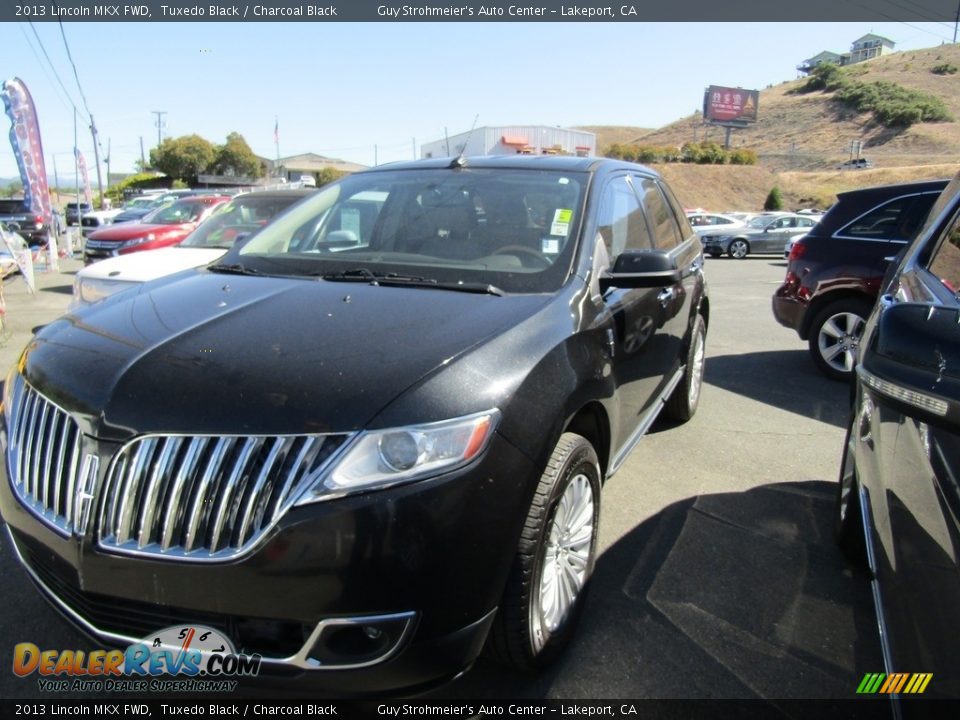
top-left (420, 125), bottom-right (596, 159)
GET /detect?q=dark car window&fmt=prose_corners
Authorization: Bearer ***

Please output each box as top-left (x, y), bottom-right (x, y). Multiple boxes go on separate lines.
top-left (926, 210), bottom-right (960, 294)
top-left (656, 179), bottom-right (694, 240)
top-left (840, 194), bottom-right (939, 242)
top-left (597, 176), bottom-right (653, 261)
top-left (636, 178), bottom-right (683, 250)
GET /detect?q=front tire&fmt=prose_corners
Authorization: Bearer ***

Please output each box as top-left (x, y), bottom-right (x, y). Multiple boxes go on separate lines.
top-left (727, 239), bottom-right (749, 259)
top-left (487, 433), bottom-right (601, 670)
top-left (808, 297), bottom-right (872, 381)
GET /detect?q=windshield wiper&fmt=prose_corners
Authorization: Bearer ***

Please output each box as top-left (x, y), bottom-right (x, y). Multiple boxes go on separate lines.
top-left (208, 263), bottom-right (260, 276)
top-left (320, 269), bottom-right (503, 296)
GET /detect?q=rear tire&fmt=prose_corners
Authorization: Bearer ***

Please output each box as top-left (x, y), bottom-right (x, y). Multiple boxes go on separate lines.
top-left (486, 433), bottom-right (601, 670)
top-left (664, 314), bottom-right (707, 422)
top-left (835, 417), bottom-right (868, 569)
top-left (808, 297), bottom-right (872, 381)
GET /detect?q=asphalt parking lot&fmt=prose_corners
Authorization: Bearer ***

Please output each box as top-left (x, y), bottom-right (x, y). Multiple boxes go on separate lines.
top-left (0, 254), bottom-right (882, 700)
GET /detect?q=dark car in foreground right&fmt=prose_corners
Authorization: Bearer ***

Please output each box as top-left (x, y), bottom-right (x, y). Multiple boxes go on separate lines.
top-left (773, 179), bottom-right (949, 380)
top-left (835, 170), bottom-right (960, 698)
top-left (1, 156), bottom-right (708, 693)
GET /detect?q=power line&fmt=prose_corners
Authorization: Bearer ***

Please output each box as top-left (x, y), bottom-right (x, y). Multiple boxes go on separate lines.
top-left (19, 24), bottom-right (75, 113)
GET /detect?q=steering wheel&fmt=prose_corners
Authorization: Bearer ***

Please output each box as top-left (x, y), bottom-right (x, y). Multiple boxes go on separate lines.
top-left (491, 245), bottom-right (551, 269)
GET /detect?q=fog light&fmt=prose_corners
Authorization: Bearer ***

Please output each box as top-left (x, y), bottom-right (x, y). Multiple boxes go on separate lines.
top-left (378, 431), bottom-right (419, 471)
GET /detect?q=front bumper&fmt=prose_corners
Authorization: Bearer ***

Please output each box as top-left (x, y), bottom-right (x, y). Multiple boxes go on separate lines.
top-left (1, 428), bottom-right (537, 693)
top-left (82, 240), bottom-right (121, 263)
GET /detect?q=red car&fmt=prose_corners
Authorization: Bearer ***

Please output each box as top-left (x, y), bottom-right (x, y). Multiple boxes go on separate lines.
top-left (83, 195), bottom-right (229, 264)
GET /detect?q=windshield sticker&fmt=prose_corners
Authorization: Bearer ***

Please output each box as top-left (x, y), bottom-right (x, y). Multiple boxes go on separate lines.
top-left (541, 238), bottom-right (560, 254)
top-left (550, 209), bottom-right (573, 236)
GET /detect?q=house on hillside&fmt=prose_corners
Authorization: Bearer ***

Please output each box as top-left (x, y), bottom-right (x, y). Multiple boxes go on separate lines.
top-left (420, 125), bottom-right (596, 159)
top-left (798, 34), bottom-right (895, 74)
top-left (797, 51), bottom-right (844, 75)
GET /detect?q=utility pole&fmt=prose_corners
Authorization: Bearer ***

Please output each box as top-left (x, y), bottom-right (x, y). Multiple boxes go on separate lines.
top-left (88, 114), bottom-right (105, 209)
top-left (139, 136), bottom-right (146, 168)
top-left (152, 110), bottom-right (166, 147)
top-left (412, 137), bottom-right (416, 160)
top-left (374, 144), bottom-right (378, 167)
top-left (954, 0), bottom-right (959, 43)
top-left (104, 137), bottom-right (111, 191)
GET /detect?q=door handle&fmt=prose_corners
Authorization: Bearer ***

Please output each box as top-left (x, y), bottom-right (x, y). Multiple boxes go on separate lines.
top-left (657, 288), bottom-right (675, 306)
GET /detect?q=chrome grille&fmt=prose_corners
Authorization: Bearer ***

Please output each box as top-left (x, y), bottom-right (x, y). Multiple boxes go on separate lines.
top-left (5, 376), bottom-right (83, 537)
top-left (98, 433), bottom-right (348, 560)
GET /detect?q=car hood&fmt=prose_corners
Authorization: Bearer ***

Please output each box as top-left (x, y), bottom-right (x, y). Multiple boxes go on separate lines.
top-left (77, 247), bottom-right (227, 283)
top-left (87, 222), bottom-right (190, 241)
top-left (23, 271), bottom-right (550, 440)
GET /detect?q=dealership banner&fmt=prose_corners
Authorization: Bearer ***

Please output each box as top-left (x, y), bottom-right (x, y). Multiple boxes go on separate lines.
top-left (1, 77), bottom-right (53, 233)
top-left (1, 0), bottom-right (958, 22)
top-left (75, 148), bottom-right (93, 207)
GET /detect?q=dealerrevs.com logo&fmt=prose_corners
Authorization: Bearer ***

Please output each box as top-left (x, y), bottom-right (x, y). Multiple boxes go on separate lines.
top-left (13, 625), bottom-right (261, 693)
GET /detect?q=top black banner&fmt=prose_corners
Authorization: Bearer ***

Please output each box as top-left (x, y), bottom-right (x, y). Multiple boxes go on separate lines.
top-left (5, 0), bottom-right (960, 23)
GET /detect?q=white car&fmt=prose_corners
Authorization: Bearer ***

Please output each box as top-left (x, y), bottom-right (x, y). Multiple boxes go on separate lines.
top-left (783, 232), bottom-right (808, 259)
top-left (71, 188), bottom-right (314, 307)
top-left (80, 208), bottom-right (125, 237)
top-left (686, 211), bottom-right (746, 237)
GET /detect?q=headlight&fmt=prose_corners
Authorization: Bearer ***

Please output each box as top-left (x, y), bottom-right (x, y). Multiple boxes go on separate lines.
top-left (119, 233), bottom-right (155, 249)
top-left (296, 409), bottom-right (500, 503)
top-left (70, 277), bottom-right (134, 307)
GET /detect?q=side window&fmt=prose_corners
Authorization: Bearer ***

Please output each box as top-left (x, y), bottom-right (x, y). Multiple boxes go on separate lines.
top-left (596, 177), bottom-right (654, 262)
top-left (637, 178), bottom-right (683, 250)
top-left (926, 211), bottom-right (960, 293)
top-left (841, 194), bottom-right (938, 241)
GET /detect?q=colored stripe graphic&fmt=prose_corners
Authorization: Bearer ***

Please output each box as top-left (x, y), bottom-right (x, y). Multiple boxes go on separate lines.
top-left (857, 672), bottom-right (932, 694)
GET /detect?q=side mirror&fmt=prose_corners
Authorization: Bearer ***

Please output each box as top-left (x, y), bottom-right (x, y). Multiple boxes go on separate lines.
top-left (861, 302), bottom-right (960, 426)
top-left (599, 250), bottom-right (680, 292)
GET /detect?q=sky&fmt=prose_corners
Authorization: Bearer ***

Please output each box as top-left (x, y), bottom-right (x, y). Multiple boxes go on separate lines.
top-left (1, 20), bottom-right (957, 183)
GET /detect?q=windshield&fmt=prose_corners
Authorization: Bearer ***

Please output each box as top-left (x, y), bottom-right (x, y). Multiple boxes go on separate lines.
top-left (182, 195), bottom-right (302, 249)
top-left (229, 167), bottom-right (587, 294)
top-left (747, 216), bottom-right (775, 229)
top-left (142, 199), bottom-right (218, 225)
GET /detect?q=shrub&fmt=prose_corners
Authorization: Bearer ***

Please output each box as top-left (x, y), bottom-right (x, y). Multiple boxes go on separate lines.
top-left (729, 149), bottom-right (758, 165)
top-left (932, 63), bottom-right (958, 75)
top-left (764, 187), bottom-right (784, 211)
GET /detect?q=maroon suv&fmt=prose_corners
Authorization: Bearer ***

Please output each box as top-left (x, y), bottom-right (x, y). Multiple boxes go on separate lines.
top-left (772, 178), bottom-right (948, 380)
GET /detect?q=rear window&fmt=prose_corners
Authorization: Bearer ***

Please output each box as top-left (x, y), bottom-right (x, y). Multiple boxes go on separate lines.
top-left (838, 193), bottom-right (940, 242)
top-left (0, 200), bottom-right (29, 213)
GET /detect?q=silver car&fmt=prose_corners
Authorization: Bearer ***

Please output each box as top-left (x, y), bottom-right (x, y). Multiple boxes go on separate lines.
top-left (702, 213), bottom-right (818, 259)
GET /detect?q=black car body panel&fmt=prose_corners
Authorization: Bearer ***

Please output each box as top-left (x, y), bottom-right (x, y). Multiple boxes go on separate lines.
top-left (1, 156), bottom-right (708, 692)
top-left (841, 171), bottom-right (960, 697)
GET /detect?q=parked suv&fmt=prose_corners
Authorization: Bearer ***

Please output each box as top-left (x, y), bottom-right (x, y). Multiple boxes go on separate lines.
top-left (772, 179), bottom-right (948, 380)
top-left (0, 199), bottom-right (49, 247)
top-left (0, 157), bottom-right (708, 692)
top-left (65, 201), bottom-right (93, 226)
top-left (834, 170), bottom-right (960, 696)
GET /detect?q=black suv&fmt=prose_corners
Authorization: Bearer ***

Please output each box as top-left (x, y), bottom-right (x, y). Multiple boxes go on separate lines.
top-left (772, 179), bottom-right (948, 380)
top-left (0, 157), bottom-right (708, 692)
top-left (0, 199), bottom-right (50, 247)
top-left (835, 170), bottom-right (960, 697)
top-left (65, 201), bottom-right (93, 226)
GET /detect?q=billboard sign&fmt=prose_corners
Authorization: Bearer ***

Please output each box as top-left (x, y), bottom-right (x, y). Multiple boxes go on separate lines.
top-left (703, 85), bottom-right (759, 125)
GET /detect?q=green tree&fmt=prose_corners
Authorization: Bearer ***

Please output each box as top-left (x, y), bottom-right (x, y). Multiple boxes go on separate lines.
top-left (213, 132), bottom-right (264, 178)
top-left (4, 180), bottom-right (23, 197)
top-left (149, 135), bottom-right (217, 184)
top-left (764, 186), bottom-right (784, 211)
top-left (316, 168), bottom-right (347, 187)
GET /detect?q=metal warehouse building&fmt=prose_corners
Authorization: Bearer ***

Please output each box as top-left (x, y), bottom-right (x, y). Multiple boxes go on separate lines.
top-left (420, 125), bottom-right (597, 159)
